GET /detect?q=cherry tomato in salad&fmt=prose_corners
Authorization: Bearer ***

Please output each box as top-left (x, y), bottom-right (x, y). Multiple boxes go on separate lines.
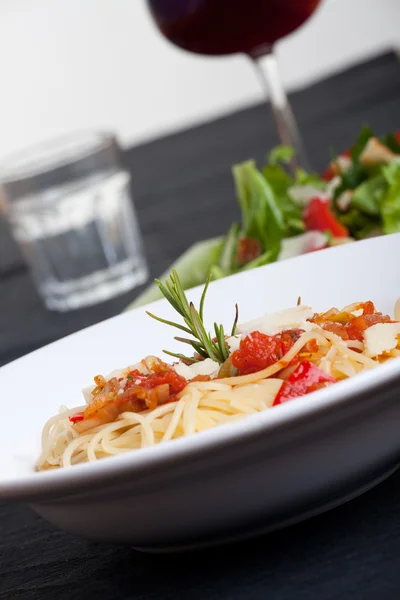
top-left (303, 197), bottom-right (349, 237)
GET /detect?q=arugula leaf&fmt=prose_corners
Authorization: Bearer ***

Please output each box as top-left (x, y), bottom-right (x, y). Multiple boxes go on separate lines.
top-left (294, 168), bottom-right (326, 189)
top-left (267, 145), bottom-right (294, 165)
top-left (351, 174), bottom-right (387, 216)
top-left (332, 162), bottom-right (366, 200)
top-left (350, 124), bottom-right (374, 164)
top-left (381, 161), bottom-right (400, 234)
top-left (338, 208), bottom-right (380, 240)
top-left (380, 133), bottom-right (400, 154)
top-left (330, 125), bottom-right (375, 201)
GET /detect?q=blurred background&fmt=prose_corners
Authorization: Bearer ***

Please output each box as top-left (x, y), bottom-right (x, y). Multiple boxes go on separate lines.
top-left (1, 0), bottom-right (400, 354)
top-left (0, 0), bottom-right (398, 157)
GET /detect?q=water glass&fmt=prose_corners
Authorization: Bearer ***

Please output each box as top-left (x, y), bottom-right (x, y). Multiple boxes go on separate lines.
top-left (0, 132), bottom-right (148, 311)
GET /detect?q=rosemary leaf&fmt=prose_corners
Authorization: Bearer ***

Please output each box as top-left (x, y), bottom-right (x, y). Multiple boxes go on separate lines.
top-left (154, 279), bottom-right (183, 316)
top-left (147, 271), bottom-right (238, 365)
top-left (146, 311), bottom-right (193, 335)
top-left (162, 350), bottom-right (200, 364)
top-left (231, 304), bottom-right (239, 336)
top-left (190, 303), bottom-right (217, 360)
top-left (199, 274), bottom-right (211, 321)
top-left (172, 269), bottom-right (190, 315)
top-left (214, 323), bottom-right (229, 362)
top-left (174, 336), bottom-right (198, 345)
top-left (174, 338), bottom-right (208, 359)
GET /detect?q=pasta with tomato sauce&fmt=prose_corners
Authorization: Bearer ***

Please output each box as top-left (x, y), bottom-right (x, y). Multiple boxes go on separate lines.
top-left (36, 295), bottom-right (400, 471)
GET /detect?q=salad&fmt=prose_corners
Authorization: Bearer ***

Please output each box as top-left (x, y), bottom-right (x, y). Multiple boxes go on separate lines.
top-left (128, 126), bottom-right (400, 309)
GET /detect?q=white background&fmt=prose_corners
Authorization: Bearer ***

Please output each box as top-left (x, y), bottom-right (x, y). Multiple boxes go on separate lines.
top-left (0, 0), bottom-right (398, 158)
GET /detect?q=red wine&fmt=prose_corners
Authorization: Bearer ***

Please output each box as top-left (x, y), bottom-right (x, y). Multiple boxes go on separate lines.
top-left (147, 0), bottom-right (321, 57)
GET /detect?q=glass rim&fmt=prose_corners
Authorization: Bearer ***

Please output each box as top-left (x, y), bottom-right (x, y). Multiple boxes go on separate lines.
top-left (0, 131), bottom-right (117, 184)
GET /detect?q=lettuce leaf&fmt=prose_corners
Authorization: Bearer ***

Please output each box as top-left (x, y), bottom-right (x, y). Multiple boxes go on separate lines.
top-left (218, 222), bottom-right (240, 275)
top-left (267, 145), bottom-right (294, 165)
top-left (381, 162), bottom-right (400, 234)
top-left (126, 237), bottom-right (224, 309)
top-left (233, 161), bottom-right (285, 253)
top-left (350, 124), bottom-right (374, 163)
top-left (351, 174), bottom-right (386, 216)
top-left (380, 133), bottom-right (400, 154)
top-left (338, 208), bottom-right (380, 239)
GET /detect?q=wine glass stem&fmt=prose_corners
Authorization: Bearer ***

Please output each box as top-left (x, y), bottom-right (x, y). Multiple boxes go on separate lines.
top-left (251, 51), bottom-right (311, 173)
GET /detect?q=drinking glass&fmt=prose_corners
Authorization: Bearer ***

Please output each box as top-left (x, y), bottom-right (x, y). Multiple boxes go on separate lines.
top-left (146, 0), bottom-right (322, 171)
top-left (0, 132), bottom-right (148, 311)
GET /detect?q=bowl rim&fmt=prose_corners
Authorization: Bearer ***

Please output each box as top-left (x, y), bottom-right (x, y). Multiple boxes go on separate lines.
top-left (2, 234), bottom-right (400, 502)
top-left (2, 349), bottom-right (400, 502)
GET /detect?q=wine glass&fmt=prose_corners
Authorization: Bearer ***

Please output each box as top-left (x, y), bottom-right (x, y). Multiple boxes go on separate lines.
top-left (146, 0), bottom-right (322, 172)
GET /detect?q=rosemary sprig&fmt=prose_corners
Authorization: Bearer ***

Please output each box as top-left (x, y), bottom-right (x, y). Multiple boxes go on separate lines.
top-left (146, 270), bottom-right (239, 364)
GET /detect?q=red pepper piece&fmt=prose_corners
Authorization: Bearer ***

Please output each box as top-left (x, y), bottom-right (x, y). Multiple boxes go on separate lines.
top-left (303, 197), bottom-right (349, 237)
top-left (322, 150), bottom-right (351, 181)
top-left (273, 361), bottom-right (336, 406)
top-left (69, 412), bottom-right (84, 423)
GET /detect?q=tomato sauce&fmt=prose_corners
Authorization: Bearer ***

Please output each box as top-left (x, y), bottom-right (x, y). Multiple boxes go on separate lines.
top-left (309, 301), bottom-right (392, 342)
top-left (231, 329), bottom-right (304, 375)
top-left (127, 368), bottom-right (187, 396)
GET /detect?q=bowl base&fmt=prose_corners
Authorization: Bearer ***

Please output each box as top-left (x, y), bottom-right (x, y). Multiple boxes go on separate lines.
top-left (133, 461), bottom-right (400, 553)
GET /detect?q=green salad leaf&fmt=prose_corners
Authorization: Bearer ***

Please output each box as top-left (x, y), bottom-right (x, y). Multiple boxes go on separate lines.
top-left (380, 133), bottom-right (400, 154)
top-left (233, 161), bottom-right (285, 254)
top-left (351, 173), bottom-right (386, 216)
top-left (126, 125), bottom-right (400, 312)
top-left (338, 208), bottom-right (380, 240)
top-left (126, 237), bottom-right (224, 309)
top-left (217, 222), bottom-right (241, 275)
top-left (267, 145), bottom-right (294, 165)
top-left (381, 162), bottom-right (400, 234)
top-left (350, 124), bottom-right (374, 164)
top-left (294, 168), bottom-right (327, 189)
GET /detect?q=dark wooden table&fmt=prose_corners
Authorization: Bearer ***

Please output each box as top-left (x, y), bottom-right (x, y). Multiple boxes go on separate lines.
top-left (1, 52), bottom-right (400, 600)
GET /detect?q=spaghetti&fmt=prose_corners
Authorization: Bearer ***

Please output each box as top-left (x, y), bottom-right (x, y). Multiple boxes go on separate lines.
top-left (37, 297), bottom-right (400, 471)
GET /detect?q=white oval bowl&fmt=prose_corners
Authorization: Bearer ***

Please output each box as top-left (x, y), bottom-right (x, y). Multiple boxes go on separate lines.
top-left (2, 233), bottom-right (400, 551)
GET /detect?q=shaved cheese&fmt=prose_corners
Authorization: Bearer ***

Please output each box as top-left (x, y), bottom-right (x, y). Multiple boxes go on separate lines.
top-left (394, 297), bottom-right (400, 321)
top-left (278, 231), bottom-right (327, 261)
top-left (288, 185), bottom-right (329, 206)
top-left (326, 155), bottom-right (352, 177)
top-left (364, 323), bottom-right (400, 357)
top-left (359, 138), bottom-right (396, 167)
top-left (326, 176), bottom-right (342, 197)
top-left (226, 336), bottom-right (241, 353)
top-left (174, 358), bottom-right (219, 380)
top-left (82, 384), bottom-right (95, 404)
top-left (336, 190), bottom-right (352, 212)
top-left (81, 363), bottom-right (147, 403)
top-left (238, 306), bottom-right (314, 336)
top-left (334, 155), bottom-right (352, 174)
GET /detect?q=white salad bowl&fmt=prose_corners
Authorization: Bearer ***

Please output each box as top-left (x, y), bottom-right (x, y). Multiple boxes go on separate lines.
top-left (1, 233), bottom-right (400, 551)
